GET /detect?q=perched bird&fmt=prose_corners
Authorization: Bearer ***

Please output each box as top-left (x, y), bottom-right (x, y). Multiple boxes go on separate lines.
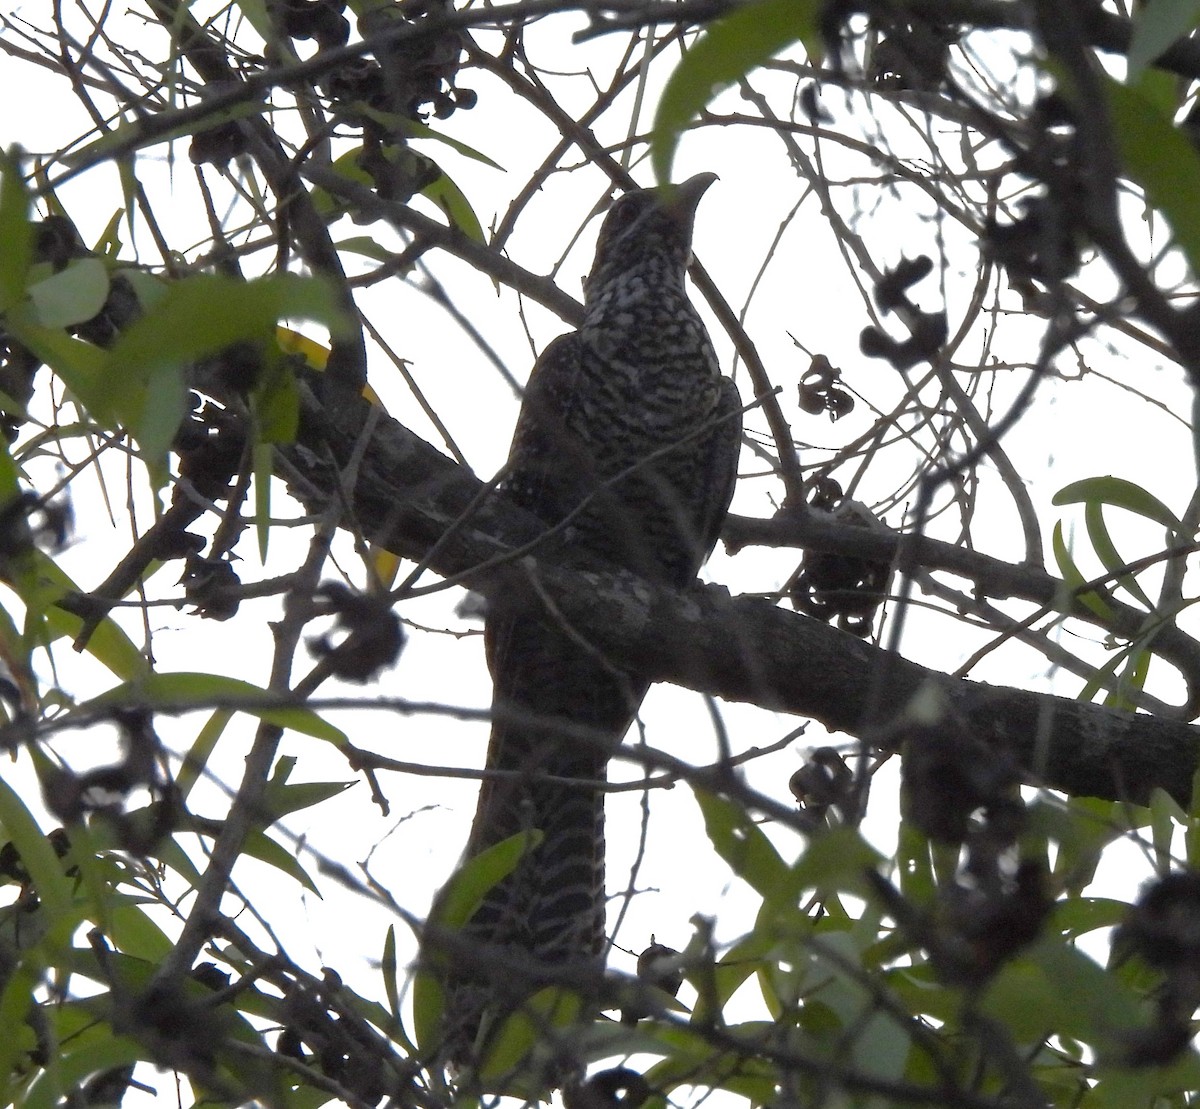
top-left (442, 173), bottom-right (741, 1063)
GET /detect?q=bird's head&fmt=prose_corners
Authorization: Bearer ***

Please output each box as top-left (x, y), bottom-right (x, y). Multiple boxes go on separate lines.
top-left (582, 173), bottom-right (716, 306)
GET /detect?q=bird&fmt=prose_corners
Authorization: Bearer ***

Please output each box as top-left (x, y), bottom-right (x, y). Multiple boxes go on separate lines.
top-left (440, 173), bottom-right (742, 1066)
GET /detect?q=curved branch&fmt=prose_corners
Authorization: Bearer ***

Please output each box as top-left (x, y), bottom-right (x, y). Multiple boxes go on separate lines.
top-left (277, 383), bottom-right (1200, 808)
top-left (725, 509), bottom-right (1200, 718)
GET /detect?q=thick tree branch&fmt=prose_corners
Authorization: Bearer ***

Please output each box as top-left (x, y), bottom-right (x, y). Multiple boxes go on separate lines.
top-left (725, 513), bottom-right (1200, 718)
top-left (278, 383), bottom-right (1200, 808)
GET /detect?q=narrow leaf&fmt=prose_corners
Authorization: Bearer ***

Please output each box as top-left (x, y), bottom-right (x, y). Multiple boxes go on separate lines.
top-left (430, 830), bottom-right (538, 930)
top-left (0, 149), bottom-right (32, 313)
top-left (244, 828), bottom-right (321, 893)
top-left (383, 925), bottom-right (402, 1024)
top-left (694, 789), bottom-right (792, 905)
top-left (1083, 501), bottom-right (1154, 610)
top-left (261, 779), bottom-right (354, 820)
top-left (22, 1036), bottom-right (145, 1109)
top-left (89, 672), bottom-right (347, 744)
top-left (175, 710), bottom-right (231, 796)
top-left (1105, 643), bottom-right (1152, 711)
top-left (652, 0), bottom-right (820, 183)
top-left (1052, 521), bottom-right (1113, 620)
top-left (1054, 475), bottom-right (1182, 532)
top-left (0, 774), bottom-right (72, 915)
top-left (0, 966), bottom-right (39, 1108)
top-left (405, 117), bottom-right (503, 169)
top-left (254, 441), bottom-right (273, 563)
top-left (479, 987), bottom-right (581, 1083)
top-left (424, 170), bottom-right (485, 242)
top-left (4, 317), bottom-right (117, 425)
top-left (1104, 74), bottom-right (1200, 278)
top-left (1128, 0), bottom-right (1200, 80)
top-left (789, 825), bottom-right (883, 897)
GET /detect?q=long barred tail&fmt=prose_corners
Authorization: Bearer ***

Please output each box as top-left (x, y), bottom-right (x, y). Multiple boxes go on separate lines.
top-left (441, 612), bottom-right (647, 1063)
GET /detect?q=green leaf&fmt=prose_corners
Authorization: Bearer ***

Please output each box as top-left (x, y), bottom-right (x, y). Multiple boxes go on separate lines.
top-left (1103, 74), bottom-right (1200, 278)
top-left (1052, 520), bottom-right (1113, 620)
top-left (404, 117), bottom-right (503, 170)
top-left (640, 1021), bottom-right (779, 1102)
top-left (244, 828), bottom-right (321, 893)
top-left (1028, 796), bottom-right (1122, 895)
top-left (92, 208), bottom-right (125, 257)
top-left (141, 362), bottom-right (185, 487)
top-left (27, 257), bottom-right (109, 328)
top-left (120, 268), bottom-right (167, 312)
top-left (250, 352), bottom-right (298, 560)
top-left (177, 709), bottom-right (233, 800)
top-left (1105, 642), bottom-right (1151, 711)
top-left (61, 821), bottom-right (121, 937)
top-left (88, 672), bottom-right (347, 743)
top-left (652, 0), bottom-right (820, 183)
top-left (233, 0), bottom-right (274, 41)
top-left (107, 900), bottom-right (176, 963)
top-left (3, 549), bottom-right (145, 681)
top-left (254, 357), bottom-right (300, 444)
top-left (1090, 1050), bottom-right (1200, 1107)
top-left (1050, 896), bottom-right (1130, 940)
top-left (810, 932), bottom-right (912, 1087)
top-left (269, 752), bottom-right (297, 787)
top-left (694, 788), bottom-right (792, 905)
top-left (896, 820), bottom-right (936, 904)
top-left (0, 773), bottom-right (72, 916)
top-left (100, 272), bottom-right (344, 478)
top-left (254, 440), bottom-right (273, 562)
top-left (162, 835), bottom-right (207, 888)
top-left (1149, 786), bottom-right (1185, 865)
top-left (312, 146), bottom-right (374, 219)
top-left (3, 317), bottom-right (115, 424)
top-left (0, 965), bottom-right (40, 1107)
top-left (982, 935), bottom-right (1140, 1048)
top-left (690, 929), bottom-right (773, 1024)
top-left (479, 987), bottom-right (582, 1085)
top-left (1083, 500), bottom-right (1154, 610)
top-left (64, 99), bottom-right (264, 169)
top-left (424, 170), bottom-right (485, 243)
top-left (430, 830), bottom-right (538, 931)
top-left (411, 968), bottom-right (445, 1057)
top-left (1054, 475), bottom-right (1182, 532)
top-left (1132, 66), bottom-right (1184, 122)
top-left (261, 779), bottom-right (354, 820)
top-left (884, 963), bottom-right (959, 1025)
top-left (335, 235), bottom-right (395, 264)
top-left (1128, 0), bottom-right (1200, 81)
top-left (0, 440), bottom-right (18, 502)
top-left (0, 149), bottom-right (33, 313)
top-left (414, 830), bottom-right (540, 1053)
top-left (789, 825), bottom-right (883, 898)
top-left (1076, 643), bottom-right (1127, 706)
top-left (382, 925), bottom-right (402, 1025)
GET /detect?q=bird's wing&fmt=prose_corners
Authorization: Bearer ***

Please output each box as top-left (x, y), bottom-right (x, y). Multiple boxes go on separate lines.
top-left (502, 331), bottom-right (591, 525)
top-left (693, 375), bottom-right (742, 570)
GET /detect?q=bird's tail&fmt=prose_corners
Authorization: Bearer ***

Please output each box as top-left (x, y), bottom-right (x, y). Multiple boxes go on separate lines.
top-left (439, 612), bottom-right (646, 1066)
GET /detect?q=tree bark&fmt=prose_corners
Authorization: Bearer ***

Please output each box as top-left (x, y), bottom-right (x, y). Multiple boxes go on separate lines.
top-left (279, 382), bottom-right (1200, 809)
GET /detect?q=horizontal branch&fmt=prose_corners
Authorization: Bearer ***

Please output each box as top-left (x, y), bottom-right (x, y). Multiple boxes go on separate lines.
top-left (725, 512), bottom-right (1200, 718)
top-left (278, 381), bottom-right (1200, 808)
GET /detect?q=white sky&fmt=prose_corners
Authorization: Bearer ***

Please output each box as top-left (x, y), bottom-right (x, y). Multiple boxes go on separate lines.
top-left (0, 3), bottom-right (1197, 1104)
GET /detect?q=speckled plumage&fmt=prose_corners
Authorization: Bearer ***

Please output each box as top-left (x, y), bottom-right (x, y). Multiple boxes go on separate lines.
top-left (445, 175), bottom-right (741, 1061)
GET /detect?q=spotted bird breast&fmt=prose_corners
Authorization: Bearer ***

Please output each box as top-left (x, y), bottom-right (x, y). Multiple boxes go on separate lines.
top-left (548, 286), bottom-right (724, 586)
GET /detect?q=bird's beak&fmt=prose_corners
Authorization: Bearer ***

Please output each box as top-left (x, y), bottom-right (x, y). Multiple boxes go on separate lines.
top-left (660, 172), bottom-right (718, 230)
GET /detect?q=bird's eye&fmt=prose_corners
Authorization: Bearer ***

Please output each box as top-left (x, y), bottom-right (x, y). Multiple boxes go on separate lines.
top-left (605, 197), bottom-right (642, 231)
